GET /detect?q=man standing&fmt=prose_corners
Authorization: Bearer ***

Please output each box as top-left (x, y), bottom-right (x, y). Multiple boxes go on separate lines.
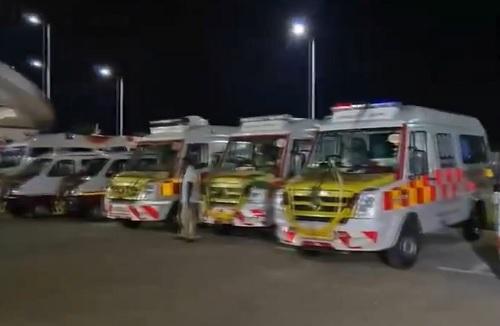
top-left (179, 156), bottom-right (200, 241)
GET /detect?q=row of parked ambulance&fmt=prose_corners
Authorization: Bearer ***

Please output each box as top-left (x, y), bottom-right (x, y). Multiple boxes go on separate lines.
top-left (0, 102), bottom-right (497, 269)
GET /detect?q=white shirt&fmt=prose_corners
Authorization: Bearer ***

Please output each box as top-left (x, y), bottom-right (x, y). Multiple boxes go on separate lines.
top-left (181, 165), bottom-right (200, 204)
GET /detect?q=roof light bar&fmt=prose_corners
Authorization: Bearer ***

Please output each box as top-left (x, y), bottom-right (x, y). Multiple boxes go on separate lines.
top-left (240, 114), bottom-right (292, 123)
top-left (331, 101), bottom-right (401, 112)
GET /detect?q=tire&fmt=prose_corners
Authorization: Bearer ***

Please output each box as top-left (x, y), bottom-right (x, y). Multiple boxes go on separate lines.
top-left (214, 224), bottom-right (232, 235)
top-left (297, 247), bottom-right (321, 256)
top-left (380, 216), bottom-right (421, 269)
top-left (164, 202), bottom-right (180, 232)
top-left (120, 219), bottom-right (141, 229)
top-left (462, 205), bottom-right (482, 242)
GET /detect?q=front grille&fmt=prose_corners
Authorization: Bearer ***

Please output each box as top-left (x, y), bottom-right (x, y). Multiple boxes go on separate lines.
top-left (208, 185), bottom-right (243, 206)
top-left (290, 189), bottom-right (354, 217)
top-left (293, 205), bottom-right (341, 213)
top-left (295, 216), bottom-right (333, 222)
top-left (108, 185), bottom-right (141, 199)
top-left (292, 195), bottom-right (350, 205)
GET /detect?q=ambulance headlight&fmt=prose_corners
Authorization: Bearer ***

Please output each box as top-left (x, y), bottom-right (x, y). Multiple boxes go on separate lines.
top-left (353, 193), bottom-right (377, 219)
top-left (248, 187), bottom-right (267, 204)
top-left (68, 188), bottom-right (81, 196)
top-left (273, 189), bottom-right (284, 208)
top-left (138, 183), bottom-right (158, 200)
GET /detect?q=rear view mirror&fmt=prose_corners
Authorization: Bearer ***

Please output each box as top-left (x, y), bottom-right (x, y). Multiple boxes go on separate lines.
top-left (290, 153), bottom-right (306, 177)
top-left (195, 162), bottom-right (208, 170)
top-left (409, 149), bottom-right (428, 176)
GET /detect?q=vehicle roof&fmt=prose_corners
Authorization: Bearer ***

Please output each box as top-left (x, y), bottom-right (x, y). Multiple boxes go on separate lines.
top-left (321, 104), bottom-right (485, 134)
top-left (35, 151), bottom-right (107, 160)
top-left (232, 117), bottom-right (318, 139)
top-left (141, 125), bottom-right (236, 143)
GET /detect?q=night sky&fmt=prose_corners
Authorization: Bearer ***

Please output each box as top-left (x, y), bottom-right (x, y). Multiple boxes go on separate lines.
top-left (0, 1), bottom-right (498, 143)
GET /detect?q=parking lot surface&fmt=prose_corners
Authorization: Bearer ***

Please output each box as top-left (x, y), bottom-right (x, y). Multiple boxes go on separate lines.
top-left (0, 216), bottom-right (499, 326)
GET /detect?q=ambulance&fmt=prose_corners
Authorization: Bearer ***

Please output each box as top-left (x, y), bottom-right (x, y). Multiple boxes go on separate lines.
top-left (63, 152), bottom-right (131, 218)
top-left (104, 116), bottom-right (236, 228)
top-left (275, 102), bottom-right (494, 269)
top-left (202, 115), bottom-right (317, 229)
top-left (4, 151), bottom-right (107, 216)
top-left (0, 133), bottom-right (138, 176)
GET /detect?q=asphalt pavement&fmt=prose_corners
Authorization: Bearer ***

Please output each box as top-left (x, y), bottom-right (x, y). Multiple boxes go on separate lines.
top-left (0, 216), bottom-right (499, 326)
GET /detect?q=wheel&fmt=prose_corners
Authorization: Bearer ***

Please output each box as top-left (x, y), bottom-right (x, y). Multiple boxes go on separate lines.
top-left (214, 224), bottom-right (232, 235)
top-left (52, 198), bottom-right (67, 216)
top-left (296, 247), bottom-right (321, 256)
top-left (120, 219), bottom-right (141, 229)
top-left (380, 216), bottom-right (421, 269)
top-left (463, 205), bottom-right (482, 242)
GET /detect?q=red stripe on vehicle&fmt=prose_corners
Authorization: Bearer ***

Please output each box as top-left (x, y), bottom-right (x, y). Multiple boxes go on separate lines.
top-left (383, 192), bottom-right (393, 210)
top-left (142, 205), bottom-right (159, 219)
top-left (128, 206), bottom-right (140, 218)
top-left (416, 188), bottom-right (425, 204)
top-left (430, 186), bottom-right (436, 201)
top-left (362, 231), bottom-right (378, 243)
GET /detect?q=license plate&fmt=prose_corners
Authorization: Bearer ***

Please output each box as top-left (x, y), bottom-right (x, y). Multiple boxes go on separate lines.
top-left (210, 206), bottom-right (235, 220)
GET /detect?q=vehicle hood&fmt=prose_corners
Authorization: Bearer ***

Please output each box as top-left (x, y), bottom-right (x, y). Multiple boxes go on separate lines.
top-left (286, 168), bottom-right (395, 193)
top-left (208, 169), bottom-right (277, 189)
top-left (107, 170), bottom-right (172, 200)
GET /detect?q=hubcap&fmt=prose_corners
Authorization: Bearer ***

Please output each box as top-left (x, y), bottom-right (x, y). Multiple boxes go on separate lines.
top-left (400, 237), bottom-right (417, 256)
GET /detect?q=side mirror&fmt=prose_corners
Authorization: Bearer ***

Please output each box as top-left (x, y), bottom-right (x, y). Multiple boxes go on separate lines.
top-left (290, 153), bottom-right (306, 177)
top-left (105, 171), bottom-right (116, 178)
top-left (409, 149), bottom-right (428, 176)
top-left (195, 162), bottom-right (208, 170)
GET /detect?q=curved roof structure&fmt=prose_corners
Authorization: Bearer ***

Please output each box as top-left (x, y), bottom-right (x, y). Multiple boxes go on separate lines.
top-left (0, 62), bottom-right (54, 130)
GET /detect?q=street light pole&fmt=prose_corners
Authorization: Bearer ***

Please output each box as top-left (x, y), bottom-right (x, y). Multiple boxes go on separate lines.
top-left (118, 76), bottom-right (124, 136)
top-left (45, 23), bottom-right (51, 100)
top-left (97, 65), bottom-right (124, 135)
top-left (308, 38), bottom-right (316, 120)
top-left (24, 13), bottom-right (51, 100)
top-left (291, 21), bottom-right (316, 120)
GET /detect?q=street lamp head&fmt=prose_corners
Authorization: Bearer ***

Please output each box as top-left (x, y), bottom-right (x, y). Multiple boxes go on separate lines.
top-left (28, 59), bottom-right (43, 69)
top-left (23, 13), bottom-right (43, 25)
top-left (291, 22), bottom-right (307, 37)
top-left (96, 66), bottom-right (113, 78)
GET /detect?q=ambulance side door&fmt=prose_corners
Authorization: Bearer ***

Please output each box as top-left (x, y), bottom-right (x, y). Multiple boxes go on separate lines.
top-left (408, 129), bottom-right (442, 232)
top-left (432, 132), bottom-right (468, 225)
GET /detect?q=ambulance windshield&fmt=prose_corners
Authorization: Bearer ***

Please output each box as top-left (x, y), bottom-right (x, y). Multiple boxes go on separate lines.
top-left (0, 146), bottom-right (27, 169)
top-left (126, 142), bottom-right (182, 174)
top-left (17, 158), bottom-right (52, 177)
top-left (308, 128), bottom-right (401, 174)
top-left (221, 135), bottom-right (287, 175)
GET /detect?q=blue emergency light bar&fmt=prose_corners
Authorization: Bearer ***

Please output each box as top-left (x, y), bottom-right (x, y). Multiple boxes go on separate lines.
top-left (331, 101), bottom-right (401, 111)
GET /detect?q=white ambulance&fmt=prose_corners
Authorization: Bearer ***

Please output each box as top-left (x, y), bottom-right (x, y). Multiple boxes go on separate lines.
top-left (104, 116), bottom-right (236, 228)
top-left (0, 133), bottom-right (138, 176)
top-left (276, 102), bottom-right (494, 268)
top-left (4, 151), bottom-right (108, 216)
top-left (202, 115), bottom-right (317, 229)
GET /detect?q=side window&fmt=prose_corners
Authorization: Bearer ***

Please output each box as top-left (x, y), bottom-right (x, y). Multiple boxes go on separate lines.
top-left (31, 147), bottom-right (53, 157)
top-left (436, 133), bottom-right (456, 168)
top-left (460, 135), bottom-right (488, 164)
top-left (409, 131), bottom-right (428, 176)
top-left (186, 143), bottom-right (208, 168)
top-left (289, 139), bottom-right (313, 177)
top-left (48, 160), bottom-right (76, 177)
top-left (106, 159), bottom-right (128, 177)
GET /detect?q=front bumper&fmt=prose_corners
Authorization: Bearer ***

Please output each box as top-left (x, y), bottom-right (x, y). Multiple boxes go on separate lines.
top-left (202, 204), bottom-right (272, 228)
top-left (5, 194), bottom-right (55, 214)
top-left (104, 199), bottom-right (175, 222)
top-left (65, 194), bottom-right (103, 214)
top-left (277, 216), bottom-right (400, 252)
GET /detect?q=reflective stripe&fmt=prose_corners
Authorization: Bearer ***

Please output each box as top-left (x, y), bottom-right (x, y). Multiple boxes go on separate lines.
top-left (383, 167), bottom-right (474, 211)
